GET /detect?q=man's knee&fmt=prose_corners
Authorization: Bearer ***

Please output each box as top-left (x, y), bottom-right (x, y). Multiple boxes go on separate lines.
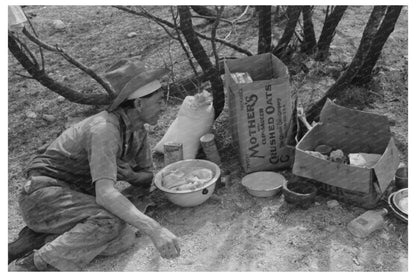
top-left (88, 210), bottom-right (125, 238)
top-left (99, 224), bottom-right (136, 256)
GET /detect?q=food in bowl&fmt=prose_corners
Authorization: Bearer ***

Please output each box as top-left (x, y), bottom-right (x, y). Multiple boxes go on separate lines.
top-left (399, 198), bottom-right (408, 213)
top-left (162, 167), bottom-right (213, 191)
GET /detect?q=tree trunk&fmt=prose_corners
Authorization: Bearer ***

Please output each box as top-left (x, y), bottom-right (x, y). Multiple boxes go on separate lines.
top-left (178, 6), bottom-right (224, 119)
top-left (352, 6), bottom-right (403, 85)
top-left (301, 6), bottom-right (316, 54)
top-left (272, 6), bottom-right (302, 58)
top-left (257, 6), bottom-right (272, 54)
top-left (315, 6), bottom-right (348, 61)
top-left (306, 6), bottom-right (387, 122)
top-left (8, 34), bottom-right (111, 105)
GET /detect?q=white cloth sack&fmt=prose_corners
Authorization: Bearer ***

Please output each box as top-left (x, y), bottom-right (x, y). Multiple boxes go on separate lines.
top-left (8, 6), bottom-right (27, 32)
top-left (154, 90), bottom-right (214, 159)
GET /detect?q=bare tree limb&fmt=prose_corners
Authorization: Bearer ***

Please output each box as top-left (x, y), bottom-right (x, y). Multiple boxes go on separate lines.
top-left (22, 10), bottom-right (45, 70)
top-left (191, 15), bottom-right (233, 25)
top-left (235, 6), bottom-right (251, 23)
top-left (195, 30), bottom-right (253, 56)
top-left (11, 32), bottom-right (39, 68)
top-left (22, 28), bottom-right (116, 98)
top-left (137, 7), bottom-right (179, 40)
top-left (192, 5), bottom-right (251, 25)
top-left (352, 6), bottom-right (403, 85)
top-left (113, 6), bottom-right (176, 29)
top-left (301, 6), bottom-right (316, 54)
top-left (272, 6), bottom-right (302, 58)
top-left (307, 6), bottom-right (388, 122)
top-left (211, 6), bottom-right (225, 70)
top-left (170, 6), bottom-right (198, 75)
top-left (178, 6), bottom-right (224, 119)
top-left (257, 6), bottom-right (272, 54)
top-left (191, 5), bottom-right (216, 22)
top-left (315, 6), bottom-right (348, 61)
top-left (14, 72), bottom-right (35, 79)
top-left (114, 5), bottom-right (253, 56)
top-left (9, 33), bottom-right (111, 105)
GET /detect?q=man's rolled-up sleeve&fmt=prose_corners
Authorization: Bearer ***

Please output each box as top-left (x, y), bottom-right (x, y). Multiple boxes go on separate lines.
top-left (87, 123), bottom-right (121, 184)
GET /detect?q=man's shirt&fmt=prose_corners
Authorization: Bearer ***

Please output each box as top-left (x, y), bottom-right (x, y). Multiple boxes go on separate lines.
top-left (27, 109), bottom-right (153, 194)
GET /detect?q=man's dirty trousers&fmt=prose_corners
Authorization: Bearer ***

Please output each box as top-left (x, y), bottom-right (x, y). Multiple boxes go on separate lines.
top-left (18, 175), bottom-right (136, 271)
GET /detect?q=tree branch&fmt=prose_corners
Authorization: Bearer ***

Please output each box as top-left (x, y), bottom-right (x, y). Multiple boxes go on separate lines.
top-left (114, 5), bottom-right (253, 56)
top-left (257, 6), bottom-right (272, 54)
top-left (178, 6), bottom-right (224, 119)
top-left (307, 6), bottom-right (388, 122)
top-left (195, 30), bottom-right (253, 56)
top-left (23, 9), bottom-right (45, 70)
top-left (11, 32), bottom-right (39, 68)
top-left (22, 28), bottom-right (116, 99)
top-left (14, 72), bottom-right (35, 79)
top-left (301, 6), bottom-right (316, 54)
top-left (315, 6), bottom-right (348, 61)
top-left (272, 6), bottom-right (302, 58)
top-left (9, 33), bottom-right (111, 105)
top-left (211, 6), bottom-right (224, 70)
top-left (352, 5), bottom-right (403, 85)
top-left (191, 15), bottom-right (233, 25)
top-left (170, 6), bottom-right (198, 75)
top-left (113, 6), bottom-right (176, 29)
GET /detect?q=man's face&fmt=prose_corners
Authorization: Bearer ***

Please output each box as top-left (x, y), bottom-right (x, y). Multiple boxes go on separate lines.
top-left (137, 88), bottom-right (165, 125)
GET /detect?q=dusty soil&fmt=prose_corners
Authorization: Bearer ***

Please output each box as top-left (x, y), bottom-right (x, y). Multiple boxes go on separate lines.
top-left (8, 6), bottom-right (408, 271)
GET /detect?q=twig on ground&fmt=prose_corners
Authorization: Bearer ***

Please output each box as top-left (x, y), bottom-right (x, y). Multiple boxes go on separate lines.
top-left (14, 72), bottom-right (34, 79)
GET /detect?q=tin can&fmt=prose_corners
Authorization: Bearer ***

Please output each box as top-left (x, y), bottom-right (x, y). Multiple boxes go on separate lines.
top-left (164, 142), bottom-right (183, 166)
top-left (395, 167), bottom-right (408, 189)
top-left (200, 133), bottom-right (221, 165)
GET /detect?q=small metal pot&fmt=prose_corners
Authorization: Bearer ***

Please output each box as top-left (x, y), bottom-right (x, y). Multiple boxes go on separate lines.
top-left (283, 180), bottom-right (317, 209)
top-left (395, 167), bottom-right (408, 189)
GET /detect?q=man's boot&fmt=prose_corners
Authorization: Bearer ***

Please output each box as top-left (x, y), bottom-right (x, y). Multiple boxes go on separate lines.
top-left (8, 252), bottom-right (38, 271)
top-left (8, 251), bottom-right (58, 271)
top-left (8, 226), bottom-right (49, 264)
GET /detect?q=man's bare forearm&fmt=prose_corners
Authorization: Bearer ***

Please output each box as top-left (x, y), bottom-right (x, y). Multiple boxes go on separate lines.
top-left (95, 179), bottom-right (161, 236)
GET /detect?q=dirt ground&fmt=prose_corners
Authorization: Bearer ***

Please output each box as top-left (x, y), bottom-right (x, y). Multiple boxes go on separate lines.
top-left (8, 6), bottom-right (408, 271)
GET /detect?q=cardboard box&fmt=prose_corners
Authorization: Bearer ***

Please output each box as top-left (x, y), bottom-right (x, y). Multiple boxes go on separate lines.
top-left (224, 53), bottom-right (297, 173)
top-left (292, 99), bottom-right (400, 208)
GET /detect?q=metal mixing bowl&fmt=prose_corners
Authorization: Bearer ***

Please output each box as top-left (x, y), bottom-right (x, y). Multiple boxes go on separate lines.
top-left (154, 159), bottom-right (221, 207)
top-left (241, 171), bottom-right (286, 197)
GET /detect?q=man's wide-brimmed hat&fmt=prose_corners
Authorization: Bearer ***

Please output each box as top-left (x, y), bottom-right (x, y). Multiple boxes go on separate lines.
top-left (104, 59), bottom-right (169, 111)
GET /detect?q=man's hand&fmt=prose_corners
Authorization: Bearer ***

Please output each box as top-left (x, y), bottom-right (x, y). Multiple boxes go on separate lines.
top-left (117, 161), bottom-right (136, 182)
top-left (117, 161), bottom-right (153, 186)
top-left (150, 227), bottom-right (180, 259)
